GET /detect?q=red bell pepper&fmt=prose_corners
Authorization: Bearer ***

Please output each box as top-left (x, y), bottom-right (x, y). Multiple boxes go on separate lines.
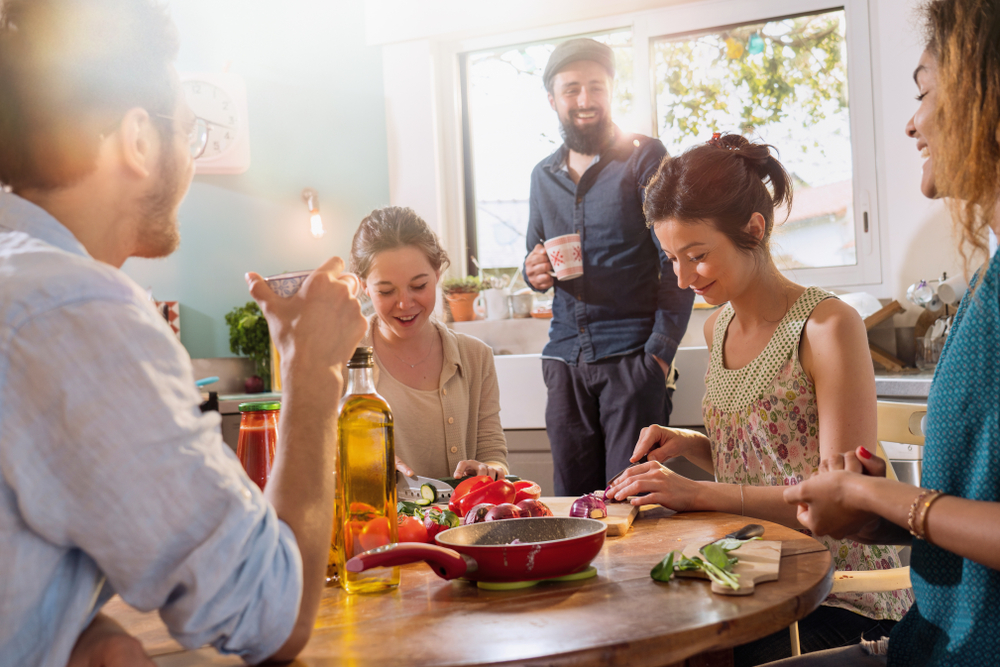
top-left (448, 475), bottom-right (493, 515)
top-left (456, 479), bottom-right (516, 517)
top-left (513, 480), bottom-right (541, 503)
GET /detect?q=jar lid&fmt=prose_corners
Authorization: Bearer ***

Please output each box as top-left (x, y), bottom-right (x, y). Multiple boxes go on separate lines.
top-left (239, 401), bottom-right (281, 412)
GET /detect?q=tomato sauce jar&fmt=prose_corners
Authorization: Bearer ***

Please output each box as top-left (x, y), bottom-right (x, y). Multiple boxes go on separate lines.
top-left (236, 401), bottom-right (280, 491)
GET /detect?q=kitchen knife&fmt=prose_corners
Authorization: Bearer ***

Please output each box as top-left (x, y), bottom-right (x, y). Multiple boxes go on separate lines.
top-left (396, 471), bottom-right (454, 503)
top-left (699, 523), bottom-right (765, 551)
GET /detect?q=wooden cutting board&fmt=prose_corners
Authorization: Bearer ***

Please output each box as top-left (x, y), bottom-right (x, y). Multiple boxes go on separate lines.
top-left (539, 496), bottom-right (639, 537)
top-left (674, 540), bottom-right (782, 596)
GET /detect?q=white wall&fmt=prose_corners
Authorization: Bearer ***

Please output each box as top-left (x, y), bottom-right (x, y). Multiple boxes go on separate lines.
top-left (374, 0), bottom-right (966, 327)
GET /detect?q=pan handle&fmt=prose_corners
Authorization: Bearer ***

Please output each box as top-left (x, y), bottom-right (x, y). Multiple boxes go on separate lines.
top-left (345, 543), bottom-right (477, 580)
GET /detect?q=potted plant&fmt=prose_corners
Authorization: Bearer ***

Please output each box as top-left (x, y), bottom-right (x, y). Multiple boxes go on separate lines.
top-left (441, 276), bottom-right (482, 322)
top-left (225, 301), bottom-right (271, 392)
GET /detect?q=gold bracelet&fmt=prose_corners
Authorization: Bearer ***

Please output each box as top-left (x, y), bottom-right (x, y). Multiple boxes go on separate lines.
top-left (907, 489), bottom-right (942, 540)
top-left (740, 484), bottom-right (745, 516)
top-left (917, 491), bottom-right (945, 543)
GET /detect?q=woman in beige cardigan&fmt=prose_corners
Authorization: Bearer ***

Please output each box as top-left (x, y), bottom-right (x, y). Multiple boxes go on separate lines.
top-left (349, 206), bottom-right (508, 480)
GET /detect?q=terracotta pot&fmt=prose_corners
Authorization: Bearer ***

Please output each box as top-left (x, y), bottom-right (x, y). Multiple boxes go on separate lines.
top-left (446, 292), bottom-right (477, 322)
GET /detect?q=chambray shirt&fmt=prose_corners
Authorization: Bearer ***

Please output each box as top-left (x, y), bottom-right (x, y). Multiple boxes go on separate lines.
top-left (0, 193), bottom-right (302, 666)
top-left (523, 129), bottom-right (694, 365)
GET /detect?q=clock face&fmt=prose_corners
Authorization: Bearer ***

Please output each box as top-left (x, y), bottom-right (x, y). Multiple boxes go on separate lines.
top-left (182, 79), bottom-right (239, 159)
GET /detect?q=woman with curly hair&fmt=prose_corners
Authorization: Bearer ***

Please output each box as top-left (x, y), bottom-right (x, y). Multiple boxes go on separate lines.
top-left (773, 0), bottom-right (1000, 664)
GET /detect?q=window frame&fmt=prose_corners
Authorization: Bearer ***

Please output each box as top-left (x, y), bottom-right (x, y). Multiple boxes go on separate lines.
top-left (443, 0), bottom-right (882, 287)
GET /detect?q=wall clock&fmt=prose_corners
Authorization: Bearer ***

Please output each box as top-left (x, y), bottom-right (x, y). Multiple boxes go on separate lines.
top-left (180, 72), bottom-right (251, 174)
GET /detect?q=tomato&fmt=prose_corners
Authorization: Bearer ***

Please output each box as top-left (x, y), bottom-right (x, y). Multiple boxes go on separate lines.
top-left (513, 480), bottom-right (541, 503)
top-left (358, 516), bottom-right (393, 551)
top-left (422, 507), bottom-right (460, 541)
top-left (449, 475), bottom-right (493, 515)
top-left (344, 520), bottom-right (368, 556)
top-left (397, 515), bottom-right (429, 543)
top-left (457, 479), bottom-right (516, 516)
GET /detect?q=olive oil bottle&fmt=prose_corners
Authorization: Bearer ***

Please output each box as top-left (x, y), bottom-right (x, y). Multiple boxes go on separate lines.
top-left (333, 347), bottom-right (399, 594)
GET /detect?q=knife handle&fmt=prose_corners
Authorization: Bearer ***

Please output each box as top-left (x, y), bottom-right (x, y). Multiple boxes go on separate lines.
top-left (727, 524), bottom-right (765, 540)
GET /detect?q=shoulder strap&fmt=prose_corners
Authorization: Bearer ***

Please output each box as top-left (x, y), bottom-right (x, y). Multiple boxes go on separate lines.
top-left (709, 303), bottom-right (736, 373)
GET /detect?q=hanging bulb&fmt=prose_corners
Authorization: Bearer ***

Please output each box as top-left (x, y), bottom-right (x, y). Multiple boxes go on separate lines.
top-left (302, 188), bottom-right (324, 239)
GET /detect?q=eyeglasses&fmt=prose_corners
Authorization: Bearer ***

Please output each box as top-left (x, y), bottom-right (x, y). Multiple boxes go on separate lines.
top-left (155, 114), bottom-right (211, 160)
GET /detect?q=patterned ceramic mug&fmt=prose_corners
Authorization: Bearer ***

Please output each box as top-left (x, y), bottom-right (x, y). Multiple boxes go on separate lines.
top-left (263, 269), bottom-right (361, 392)
top-left (543, 233), bottom-right (583, 281)
top-left (265, 270), bottom-right (360, 298)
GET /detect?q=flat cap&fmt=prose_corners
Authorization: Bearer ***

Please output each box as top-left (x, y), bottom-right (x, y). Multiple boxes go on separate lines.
top-left (543, 38), bottom-right (615, 92)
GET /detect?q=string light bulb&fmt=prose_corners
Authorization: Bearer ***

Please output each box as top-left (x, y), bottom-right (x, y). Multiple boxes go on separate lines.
top-left (302, 188), bottom-right (324, 239)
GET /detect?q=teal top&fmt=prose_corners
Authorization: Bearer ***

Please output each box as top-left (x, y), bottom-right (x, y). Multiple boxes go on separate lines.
top-left (889, 251), bottom-right (1000, 666)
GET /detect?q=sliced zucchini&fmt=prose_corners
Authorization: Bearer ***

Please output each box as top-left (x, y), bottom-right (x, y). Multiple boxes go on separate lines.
top-left (415, 497), bottom-right (433, 506)
top-left (419, 483), bottom-right (437, 504)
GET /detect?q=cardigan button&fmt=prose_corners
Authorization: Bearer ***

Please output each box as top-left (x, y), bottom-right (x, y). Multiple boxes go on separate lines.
top-left (448, 417), bottom-right (455, 424)
top-left (450, 447), bottom-right (458, 453)
top-left (442, 388), bottom-right (447, 395)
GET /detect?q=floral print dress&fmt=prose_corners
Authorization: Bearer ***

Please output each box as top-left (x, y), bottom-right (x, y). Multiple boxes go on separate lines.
top-left (703, 286), bottom-right (912, 621)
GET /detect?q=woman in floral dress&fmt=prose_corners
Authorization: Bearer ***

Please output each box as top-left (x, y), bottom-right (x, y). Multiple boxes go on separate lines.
top-left (606, 134), bottom-right (912, 665)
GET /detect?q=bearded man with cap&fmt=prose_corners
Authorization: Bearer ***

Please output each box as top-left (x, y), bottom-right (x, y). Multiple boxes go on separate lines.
top-left (522, 38), bottom-right (694, 496)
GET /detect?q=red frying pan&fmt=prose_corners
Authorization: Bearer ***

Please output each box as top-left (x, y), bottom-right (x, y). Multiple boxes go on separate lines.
top-left (345, 517), bottom-right (607, 583)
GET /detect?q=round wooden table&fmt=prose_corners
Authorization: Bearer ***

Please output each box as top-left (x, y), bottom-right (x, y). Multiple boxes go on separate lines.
top-left (107, 508), bottom-right (833, 667)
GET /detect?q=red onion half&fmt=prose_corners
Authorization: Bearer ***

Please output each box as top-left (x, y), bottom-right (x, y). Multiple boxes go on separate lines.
top-left (569, 494), bottom-right (608, 519)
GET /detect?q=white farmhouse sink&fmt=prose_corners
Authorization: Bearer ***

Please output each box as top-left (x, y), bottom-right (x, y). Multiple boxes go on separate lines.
top-left (493, 347), bottom-right (709, 430)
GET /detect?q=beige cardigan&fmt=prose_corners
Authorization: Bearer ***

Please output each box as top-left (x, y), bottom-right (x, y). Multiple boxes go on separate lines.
top-left (361, 317), bottom-right (508, 478)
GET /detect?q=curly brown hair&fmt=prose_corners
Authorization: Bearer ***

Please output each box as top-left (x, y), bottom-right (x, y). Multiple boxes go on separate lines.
top-left (642, 133), bottom-right (793, 257)
top-left (922, 0), bottom-right (1000, 270)
top-left (349, 206), bottom-right (450, 280)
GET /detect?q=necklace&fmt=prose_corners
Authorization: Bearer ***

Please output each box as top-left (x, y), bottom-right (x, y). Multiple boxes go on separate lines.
top-left (377, 326), bottom-right (436, 368)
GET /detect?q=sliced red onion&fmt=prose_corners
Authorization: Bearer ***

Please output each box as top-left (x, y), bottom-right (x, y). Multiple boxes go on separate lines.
top-left (569, 494), bottom-right (608, 519)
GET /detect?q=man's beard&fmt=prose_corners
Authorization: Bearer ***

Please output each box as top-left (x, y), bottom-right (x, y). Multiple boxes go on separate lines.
top-left (134, 137), bottom-right (183, 259)
top-left (559, 110), bottom-right (613, 155)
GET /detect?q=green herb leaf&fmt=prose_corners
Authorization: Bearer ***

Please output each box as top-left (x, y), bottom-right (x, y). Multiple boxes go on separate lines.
top-left (710, 536), bottom-right (762, 552)
top-left (700, 543), bottom-right (731, 571)
top-left (650, 551), bottom-right (677, 582)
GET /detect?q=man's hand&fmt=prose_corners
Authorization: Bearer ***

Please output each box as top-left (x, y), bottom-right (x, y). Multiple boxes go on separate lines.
top-left (247, 256), bottom-right (366, 381)
top-left (524, 244), bottom-right (554, 291)
top-left (68, 613), bottom-right (154, 667)
top-left (651, 354), bottom-right (671, 380)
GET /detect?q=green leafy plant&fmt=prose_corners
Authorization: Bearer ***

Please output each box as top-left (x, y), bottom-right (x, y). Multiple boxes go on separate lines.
top-left (225, 301), bottom-right (271, 390)
top-left (441, 276), bottom-right (483, 296)
top-left (650, 537), bottom-right (760, 590)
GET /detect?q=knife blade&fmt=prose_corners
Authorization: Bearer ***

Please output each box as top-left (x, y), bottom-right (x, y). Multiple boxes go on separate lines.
top-left (699, 523), bottom-right (765, 551)
top-left (396, 471), bottom-right (454, 503)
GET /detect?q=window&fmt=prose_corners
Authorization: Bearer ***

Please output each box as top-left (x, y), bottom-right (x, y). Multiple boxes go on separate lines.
top-left (652, 9), bottom-right (855, 270)
top-left (454, 0), bottom-right (881, 287)
top-left (462, 29), bottom-right (633, 270)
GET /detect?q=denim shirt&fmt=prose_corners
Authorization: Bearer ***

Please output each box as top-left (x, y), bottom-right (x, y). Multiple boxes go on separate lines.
top-left (523, 129), bottom-right (694, 365)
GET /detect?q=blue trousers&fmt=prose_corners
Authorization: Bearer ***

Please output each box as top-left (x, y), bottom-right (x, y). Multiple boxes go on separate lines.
top-left (543, 351), bottom-right (672, 497)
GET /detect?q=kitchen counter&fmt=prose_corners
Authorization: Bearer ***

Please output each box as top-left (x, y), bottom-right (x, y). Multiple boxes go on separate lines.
top-left (874, 370), bottom-right (934, 398)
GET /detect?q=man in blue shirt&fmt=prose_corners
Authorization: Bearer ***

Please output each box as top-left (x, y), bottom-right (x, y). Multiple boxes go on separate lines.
top-left (523, 38), bottom-right (694, 496)
top-left (0, 1), bottom-right (366, 665)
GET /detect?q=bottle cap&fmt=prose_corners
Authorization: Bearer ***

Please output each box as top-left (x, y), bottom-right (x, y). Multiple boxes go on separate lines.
top-left (239, 401), bottom-right (281, 412)
top-left (348, 346), bottom-right (374, 368)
